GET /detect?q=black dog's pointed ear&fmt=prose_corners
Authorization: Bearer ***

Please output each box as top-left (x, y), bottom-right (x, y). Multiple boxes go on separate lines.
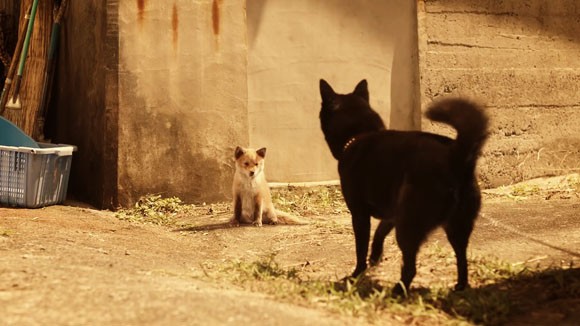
top-left (319, 79), bottom-right (336, 103)
top-left (256, 147), bottom-right (266, 158)
top-left (235, 146), bottom-right (244, 159)
top-left (353, 79), bottom-right (369, 102)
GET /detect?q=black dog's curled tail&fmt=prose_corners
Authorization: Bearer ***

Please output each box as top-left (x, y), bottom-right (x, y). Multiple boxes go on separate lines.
top-left (426, 98), bottom-right (489, 169)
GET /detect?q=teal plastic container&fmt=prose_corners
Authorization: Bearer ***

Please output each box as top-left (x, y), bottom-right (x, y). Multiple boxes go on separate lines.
top-left (0, 116), bottom-right (39, 148)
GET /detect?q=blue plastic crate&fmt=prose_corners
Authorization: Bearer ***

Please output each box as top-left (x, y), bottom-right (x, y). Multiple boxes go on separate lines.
top-left (0, 143), bottom-right (76, 208)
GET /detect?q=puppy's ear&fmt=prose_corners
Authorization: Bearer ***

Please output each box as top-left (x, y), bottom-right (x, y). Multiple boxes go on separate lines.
top-left (235, 146), bottom-right (245, 159)
top-left (319, 79), bottom-right (336, 104)
top-left (353, 79), bottom-right (369, 102)
top-left (256, 147), bottom-right (267, 158)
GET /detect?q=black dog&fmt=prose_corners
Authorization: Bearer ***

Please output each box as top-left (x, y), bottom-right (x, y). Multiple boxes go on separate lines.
top-left (319, 79), bottom-right (489, 294)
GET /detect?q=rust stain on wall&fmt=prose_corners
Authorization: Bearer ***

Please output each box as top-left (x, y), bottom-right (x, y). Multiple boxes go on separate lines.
top-left (137, 0), bottom-right (146, 25)
top-left (172, 3), bottom-right (179, 52)
top-left (212, 0), bottom-right (221, 36)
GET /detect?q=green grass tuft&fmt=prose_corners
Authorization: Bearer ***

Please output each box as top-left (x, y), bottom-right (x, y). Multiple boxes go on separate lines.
top-left (115, 194), bottom-right (190, 225)
top-left (271, 185), bottom-right (347, 216)
top-left (509, 184), bottom-right (541, 197)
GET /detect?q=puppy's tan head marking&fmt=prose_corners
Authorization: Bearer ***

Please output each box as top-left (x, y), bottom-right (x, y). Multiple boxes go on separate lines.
top-left (234, 146), bottom-right (266, 178)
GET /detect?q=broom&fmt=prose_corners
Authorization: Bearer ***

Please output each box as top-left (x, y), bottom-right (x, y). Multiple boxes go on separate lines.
top-left (0, 4), bottom-right (32, 115)
top-left (6, 0), bottom-right (40, 110)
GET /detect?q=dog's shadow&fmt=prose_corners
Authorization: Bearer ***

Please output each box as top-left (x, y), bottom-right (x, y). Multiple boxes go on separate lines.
top-left (174, 222), bottom-right (233, 232)
top-left (329, 267), bottom-right (580, 325)
top-left (173, 221), bottom-right (280, 232)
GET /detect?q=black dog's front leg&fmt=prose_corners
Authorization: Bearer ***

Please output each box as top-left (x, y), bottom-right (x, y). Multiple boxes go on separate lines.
top-left (351, 213), bottom-right (371, 277)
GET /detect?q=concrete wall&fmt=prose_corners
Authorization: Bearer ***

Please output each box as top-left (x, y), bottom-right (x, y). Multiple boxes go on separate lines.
top-left (247, 0), bottom-right (420, 182)
top-left (116, 0), bottom-right (420, 202)
top-left (418, 0), bottom-right (580, 186)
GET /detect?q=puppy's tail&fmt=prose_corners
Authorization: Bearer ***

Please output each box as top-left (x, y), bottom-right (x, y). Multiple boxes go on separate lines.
top-left (275, 210), bottom-right (309, 225)
top-left (426, 98), bottom-right (489, 172)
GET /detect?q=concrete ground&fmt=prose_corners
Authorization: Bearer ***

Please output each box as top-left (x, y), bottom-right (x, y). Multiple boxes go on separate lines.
top-left (0, 184), bottom-right (579, 325)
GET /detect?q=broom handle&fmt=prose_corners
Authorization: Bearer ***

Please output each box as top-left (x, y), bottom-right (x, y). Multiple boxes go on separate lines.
top-left (17, 0), bottom-right (40, 77)
top-left (0, 4), bottom-right (32, 114)
top-left (11, 0), bottom-right (40, 100)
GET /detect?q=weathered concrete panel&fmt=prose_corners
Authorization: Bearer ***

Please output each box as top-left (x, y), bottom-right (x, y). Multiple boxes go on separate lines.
top-left (116, 0), bottom-right (248, 205)
top-left (247, 0), bottom-right (420, 182)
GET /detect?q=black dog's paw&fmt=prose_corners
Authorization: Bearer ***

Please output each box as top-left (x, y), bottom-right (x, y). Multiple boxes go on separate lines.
top-left (453, 282), bottom-right (470, 292)
top-left (334, 274), bottom-right (362, 293)
top-left (337, 267), bottom-right (366, 286)
top-left (339, 275), bottom-right (357, 284)
top-left (351, 264), bottom-right (368, 278)
top-left (391, 282), bottom-right (409, 298)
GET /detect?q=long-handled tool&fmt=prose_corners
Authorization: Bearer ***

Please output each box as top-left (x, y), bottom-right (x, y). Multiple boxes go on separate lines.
top-left (0, 4), bottom-right (32, 115)
top-left (34, 0), bottom-right (68, 139)
top-left (6, 0), bottom-right (40, 110)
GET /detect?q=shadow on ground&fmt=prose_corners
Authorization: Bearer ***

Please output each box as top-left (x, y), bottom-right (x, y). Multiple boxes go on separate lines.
top-left (336, 267), bottom-right (580, 325)
top-left (174, 222), bottom-right (233, 232)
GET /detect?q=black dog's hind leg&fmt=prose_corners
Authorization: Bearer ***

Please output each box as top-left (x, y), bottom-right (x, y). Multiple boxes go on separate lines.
top-left (445, 184), bottom-right (480, 291)
top-left (351, 212), bottom-right (372, 277)
top-left (393, 222), bottom-right (426, 296)
top-left (445, 224), bottom-right (472, 291)
top-left (369, 219), bottom-right (395, 266)
top-left (445, 202), bottom-right (478, 290)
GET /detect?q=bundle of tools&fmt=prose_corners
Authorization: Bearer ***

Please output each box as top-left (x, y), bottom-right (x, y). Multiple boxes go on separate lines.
top-left (0, 0), bottom-right (68, 140)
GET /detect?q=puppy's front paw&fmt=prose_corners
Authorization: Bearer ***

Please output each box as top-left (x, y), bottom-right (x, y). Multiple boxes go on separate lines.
top-left (253, 221), bottom-right (263, 227)
top-left (230, 218), bottom-right (240, 227)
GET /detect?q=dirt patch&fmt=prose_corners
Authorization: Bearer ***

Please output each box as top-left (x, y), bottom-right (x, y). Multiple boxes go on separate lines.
top-left (1, 179), bottom-right (579, 325)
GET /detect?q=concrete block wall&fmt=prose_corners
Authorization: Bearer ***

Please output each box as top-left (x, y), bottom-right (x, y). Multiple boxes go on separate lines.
top-left (418, 0), bottom-right (580, 186)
